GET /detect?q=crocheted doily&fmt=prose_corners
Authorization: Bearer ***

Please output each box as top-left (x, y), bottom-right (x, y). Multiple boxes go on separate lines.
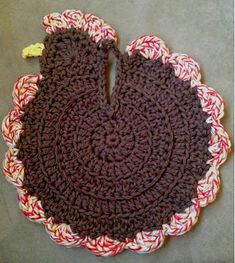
top-left (2, 9), bottom-right (231, 256)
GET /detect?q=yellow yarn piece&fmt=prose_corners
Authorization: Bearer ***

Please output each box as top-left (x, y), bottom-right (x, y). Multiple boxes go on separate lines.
top-left (22, 43), bottom-right (44, 58)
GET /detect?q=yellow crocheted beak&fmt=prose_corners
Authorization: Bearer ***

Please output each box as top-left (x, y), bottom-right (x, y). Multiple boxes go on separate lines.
top-left (22, 43), bottom-right (44, 58)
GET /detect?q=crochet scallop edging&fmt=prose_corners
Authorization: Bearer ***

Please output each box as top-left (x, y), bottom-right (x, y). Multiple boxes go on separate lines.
top-left (1, 9), bottom-right (231, 256)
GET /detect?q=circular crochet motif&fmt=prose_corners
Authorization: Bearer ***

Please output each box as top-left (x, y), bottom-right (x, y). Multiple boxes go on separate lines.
top-left (17, 28), bottom-right (212, 241)
top-left (2, 9), bottom-right (231, 256)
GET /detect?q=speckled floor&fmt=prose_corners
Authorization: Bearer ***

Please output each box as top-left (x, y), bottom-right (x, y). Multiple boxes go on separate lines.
top-left (0, 1), bottom-right (233, 262)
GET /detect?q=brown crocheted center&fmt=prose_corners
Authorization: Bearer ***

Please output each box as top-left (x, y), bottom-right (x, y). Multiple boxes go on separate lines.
top-left (17, 28), bottom-right (211, 241)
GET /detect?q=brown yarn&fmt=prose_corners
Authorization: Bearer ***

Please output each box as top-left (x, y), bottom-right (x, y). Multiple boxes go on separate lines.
top-left (16, 28), bottom-right (211, 241)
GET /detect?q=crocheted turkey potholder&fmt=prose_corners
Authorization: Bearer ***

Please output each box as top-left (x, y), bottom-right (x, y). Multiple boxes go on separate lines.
top-left (2, 10), bottom-right (231, 256)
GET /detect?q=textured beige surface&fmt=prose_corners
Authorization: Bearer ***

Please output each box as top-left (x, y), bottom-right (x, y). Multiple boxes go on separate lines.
top-left (0, 0), bottom-right (233, 262)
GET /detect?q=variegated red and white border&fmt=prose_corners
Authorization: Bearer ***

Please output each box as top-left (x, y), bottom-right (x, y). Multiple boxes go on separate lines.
top-left (2, 10), bottom-right (231, 256)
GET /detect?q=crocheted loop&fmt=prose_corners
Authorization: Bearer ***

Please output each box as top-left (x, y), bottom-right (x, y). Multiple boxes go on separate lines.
top-left (81, 236), bottom-right (126, 256)
top-left (12, 74), bottom-right (41, 110)
top-left (193, 166), bottom-right (220, 207)
top-left (42, 12), bottom-right (69, 33)
top-left (44, 217), bottom-right (83, 248)
top-left (2, 108), bottom-right (23, 147)
top-left (196, 84), bottom-right (225, 121)
top-left (41, 9), bottom-right (117, 44)
top-left (101, 39), bottom-right (123, 61)
top-left (126, 230), bottom-right (165, 253)
top-left (126, 34), bottom-right (169, 60)
top-left (3, 148), bottom-right (24, 191)
top-left (208, 120), bottom-right (231, 167)
top-left (18, 192), bottom-right (46, 223)
top-left (2, 74), bottom-right (42, 147)
top-left (163, 53), bottom-right (201, 87)
top-left (62, 10), bottom-right (83, 28)
top-left (163, 204), bottom-right (200, 236)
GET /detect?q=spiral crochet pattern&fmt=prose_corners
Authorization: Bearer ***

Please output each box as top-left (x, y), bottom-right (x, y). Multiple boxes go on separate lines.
top-left (2, 9), bottom-right (231, 256)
